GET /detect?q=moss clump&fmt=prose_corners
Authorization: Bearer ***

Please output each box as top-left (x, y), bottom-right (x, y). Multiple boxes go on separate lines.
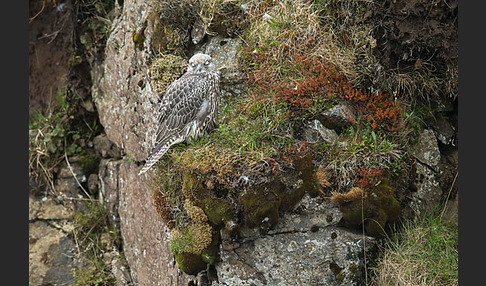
top-left (181, 172), bottom-right (237, 231)
top-left (174, 252), bottom-right (207, 276)
top-left (181, 172), bottom-right (201, 201)
top-left (131, 24), bottom-right (146, 51)
top-left (151, 189), bottom-right (176, 229)
top-left (179, 144), bottom-right (238, 188)
top-left (149, 54), bottom-right (187, 94)
top-left (184, 200), bottom-right (208, 224)
top-left (336, 272), bottom-right (346, 282)
top-left (200, 197), bottom-right (237, 231)
top-left (331, 176), bottom-right (400, 236)
top-left (330, 262), bottom-right (344, 281)
top-left (240, 187), bottom-right (280, 233)
top-left (170, 222), bottom-right (213, 255)
top-left (347, 263), bottom-right (359, 280)
top-left (201, 231), bottom-right (220, 265)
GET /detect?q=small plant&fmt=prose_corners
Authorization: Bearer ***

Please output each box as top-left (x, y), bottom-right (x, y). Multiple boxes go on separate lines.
top-left (29, 105), bottom-right (83, 193)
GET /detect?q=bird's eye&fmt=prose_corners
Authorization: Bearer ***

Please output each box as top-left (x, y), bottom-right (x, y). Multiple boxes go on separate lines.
top-left (190, 62), bottom-right (196, 67)
top-left (204, 60), bottom-right (210, 66)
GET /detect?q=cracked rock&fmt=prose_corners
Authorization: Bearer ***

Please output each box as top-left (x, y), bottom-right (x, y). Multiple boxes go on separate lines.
top-left (216, 194), bottom-right (376, 285)
top-left (410, 129), bottom-right (442, 217)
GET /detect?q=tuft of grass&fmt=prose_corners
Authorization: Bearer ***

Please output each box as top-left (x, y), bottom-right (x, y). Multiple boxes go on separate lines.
top-left (325, 124), bottom-right (406, 192)
top-left (370, 206), bottom-right (458, 285)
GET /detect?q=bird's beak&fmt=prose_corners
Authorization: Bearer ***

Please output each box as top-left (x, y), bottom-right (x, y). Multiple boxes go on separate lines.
top-left (196, 64), bottom-right (203, 71)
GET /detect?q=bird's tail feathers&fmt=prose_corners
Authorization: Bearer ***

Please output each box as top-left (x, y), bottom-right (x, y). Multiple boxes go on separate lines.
top-left (138, 141), bottom-right (171, 175)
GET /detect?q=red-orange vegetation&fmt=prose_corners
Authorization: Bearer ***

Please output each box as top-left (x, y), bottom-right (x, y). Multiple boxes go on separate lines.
top-left (354, 167), bottom-right (383, 188)
top-left (244, 45), bottom-right (403, 132)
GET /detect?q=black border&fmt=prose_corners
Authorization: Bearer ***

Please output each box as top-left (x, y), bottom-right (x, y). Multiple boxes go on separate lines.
top-left (458, 1), bottom-right (483, 285)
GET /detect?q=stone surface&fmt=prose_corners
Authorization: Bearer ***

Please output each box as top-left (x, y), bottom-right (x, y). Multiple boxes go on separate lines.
top-left (410, 129), bottom-right (442, 217)
top-left (320, 104), bottom-right (356, 132)
top-left (89, 0), bottom-right (454, 285)
top-left (91, 0), bottom-right (195, 283)
top-left (99, 159), bottom-right (193, 285)
top-left (191, 18), bottom-right (206, 45)
top-left (29, 195), bottom-right (76, 221)
top-left (431, 115), bottom-right (456, 146)
top-left (29, 193), bottom-right (79, 286)
top-left (216, 195), bottom-right (376, 285)
top-left (93, 133), bottom-right (123, 159)
top-left (29, 221), bottom-right (77, 286)
top-left (91, 0), bottom-right (247, 284)
top-left (54, 159), bottom-right (88, 198)
top-left (304, 119), bottom-right (338, 144)
top-left (413, 129), bottom-right (441, 170)
top-left (91, 0), bottom-right (157, 163)
top-left (203, 35), bottom-right (246, 97)
top-left (87, 173), bottom-right (99, 193)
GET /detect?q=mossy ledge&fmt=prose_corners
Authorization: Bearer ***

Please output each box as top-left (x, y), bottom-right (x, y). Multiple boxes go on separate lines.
top-left (331, 174), bottom-right (401, 236)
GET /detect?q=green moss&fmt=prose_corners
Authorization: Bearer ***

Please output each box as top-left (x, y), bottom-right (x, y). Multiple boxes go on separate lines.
top-left (131, 25), bottom-right (146, 50)
top-left (336, 272), bottom-right (346, 281)
top-left (330, 262), bottom-right (344, 281)
top-left (174, 252), bottom-right (207, 275)
top-left (347, 263), bottom-right (359, 280)
top-left (337, 177), bottom-right (401, 236)
top-left (181, 173), bottom-right (237, 232)
top-left (200, 197), bottom-right (237, 231)
top-left (149, 54), bottom-right (187, 94)
top-left (169, 222), bottom-right (213, 255)
top-left (78, 152), bottom-right (100, 174)
top-left (201, 243), bottom-right (218, 265)
top-left (240, 187), bottom-right (280, 233)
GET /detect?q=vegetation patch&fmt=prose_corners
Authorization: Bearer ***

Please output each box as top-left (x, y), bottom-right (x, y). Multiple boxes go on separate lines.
top-left (72, 201), bottom-right (118, 286)
top-left (149, 53), bottom-right (188, 94)
top-left (370, 206), bottom-right (458, 285)
top-left (324, 125), bottom-right (407, 192)
top-left (331, 172), bottom-right (400, 236)
top-left (145, 0), bottom-right (455, 279)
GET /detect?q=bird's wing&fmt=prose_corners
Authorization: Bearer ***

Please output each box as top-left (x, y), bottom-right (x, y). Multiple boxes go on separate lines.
top-left (155, 73), bottom-right (210, 144)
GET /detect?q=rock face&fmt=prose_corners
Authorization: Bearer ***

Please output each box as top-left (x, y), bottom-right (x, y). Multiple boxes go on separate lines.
top-left (29, 195), bottom-right (78, 286)
top-left (320, 104), bottom-right (356, 132)
top-left (92, 0), bottom-right (194, 284)
top-left (99, 159), bottom-right (191, 285)
top-left (93, 0), bottom-right (375, 284)
top-left (217, 195), bottom-right (376, 285)
top-left (410, 129), bottom-right (442, 217)
top-left (91, 0), bottom-right (456, 285)
top-left (305, 119), bottom-right (338, 144)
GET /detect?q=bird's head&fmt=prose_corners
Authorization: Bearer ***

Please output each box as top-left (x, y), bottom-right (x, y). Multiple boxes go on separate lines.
top-left (187, 53), bottom-right (216, 73)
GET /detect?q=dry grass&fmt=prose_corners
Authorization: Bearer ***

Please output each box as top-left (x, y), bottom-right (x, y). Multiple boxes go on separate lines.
top-left (242, 0), bottom-right (376, 82)
top-left (370, 209), bottom-right (458, 286)
top-left (242, 0), bottom-right (456, 104)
